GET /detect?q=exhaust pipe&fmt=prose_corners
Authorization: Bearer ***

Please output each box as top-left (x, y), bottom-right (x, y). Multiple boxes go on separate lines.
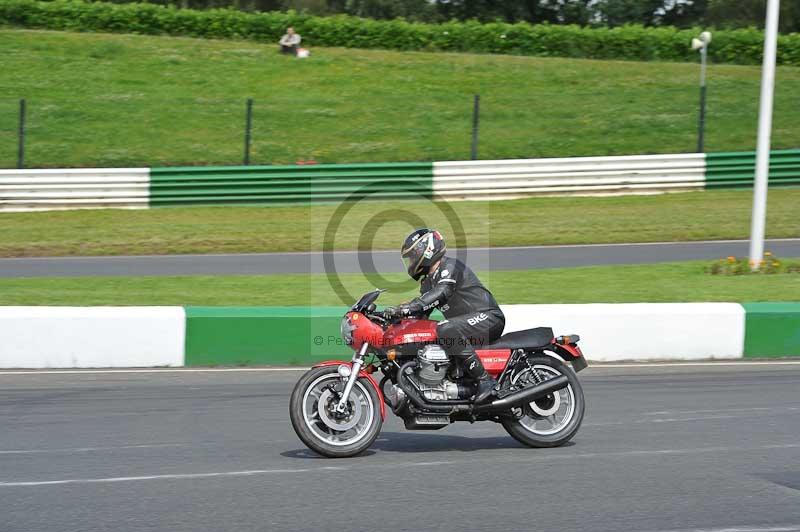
top-left (475, 375), bottom-right (569, 412)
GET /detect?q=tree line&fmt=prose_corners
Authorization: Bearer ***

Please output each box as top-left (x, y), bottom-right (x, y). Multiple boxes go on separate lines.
top-left (98, 0), bottom-right (800, 33)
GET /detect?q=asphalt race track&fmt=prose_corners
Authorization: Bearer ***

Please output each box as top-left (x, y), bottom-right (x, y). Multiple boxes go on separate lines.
top-left (2, 238), bottom-right (800, 277)
top-left (1, 363), bottom-right (799, 532)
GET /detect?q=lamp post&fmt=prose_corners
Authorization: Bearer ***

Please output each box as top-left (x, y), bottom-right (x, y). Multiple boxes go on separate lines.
top-left (691, 31), bottom-right (711, 153)
top-left (749, 0), bottom-right (781, 270)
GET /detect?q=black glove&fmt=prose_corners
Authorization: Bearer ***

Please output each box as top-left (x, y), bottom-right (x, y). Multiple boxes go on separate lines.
top-left (384, 304), bottom-right (411, 319)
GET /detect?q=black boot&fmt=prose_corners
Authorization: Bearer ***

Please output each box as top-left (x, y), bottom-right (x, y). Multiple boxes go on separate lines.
top-left (464, 353), bottom-right (496, 404)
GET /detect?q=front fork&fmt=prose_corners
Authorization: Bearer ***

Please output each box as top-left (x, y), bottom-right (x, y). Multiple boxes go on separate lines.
top-left (334, 342), bottom-right (369, 414)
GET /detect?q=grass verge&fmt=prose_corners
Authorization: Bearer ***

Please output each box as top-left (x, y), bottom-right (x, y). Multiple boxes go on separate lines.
top-left (1, 29), bottom-right (799, 168)
top-left (2, 261), bottom-right (798, 306)
top-left (1, 188), bottom-right (798, 257)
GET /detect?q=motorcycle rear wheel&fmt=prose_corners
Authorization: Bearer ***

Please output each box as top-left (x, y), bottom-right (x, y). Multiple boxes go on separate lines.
top-left (289, 366), bottom-right (383, 458)
top-left (501, 355), bottom-right (584, 448)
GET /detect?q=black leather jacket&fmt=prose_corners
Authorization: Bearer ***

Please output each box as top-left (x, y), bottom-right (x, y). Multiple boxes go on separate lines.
top-left (405, 256), bottom-right (502, 319)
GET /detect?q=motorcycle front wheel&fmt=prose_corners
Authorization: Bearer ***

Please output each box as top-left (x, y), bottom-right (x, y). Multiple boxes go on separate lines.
top-left (501, 355), bottom-right (585, 448)
top-left (289, 366), bottom-right (383, 458)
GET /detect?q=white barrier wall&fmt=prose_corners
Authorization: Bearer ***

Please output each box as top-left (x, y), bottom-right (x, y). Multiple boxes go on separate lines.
top-left (0, 168), bottom-right (149, 212)
top-left (434, 153), bottom-right (706, 199)
top-left (0, 304), bottom-right (747, 368)
top-left (501, 303), bottom-right (745, 361)
top-left (0, 307), bottom-right (185, 368)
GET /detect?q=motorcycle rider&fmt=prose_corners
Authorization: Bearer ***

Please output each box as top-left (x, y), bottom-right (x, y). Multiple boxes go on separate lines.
top-left (385, 228), bottom-right (505, 404)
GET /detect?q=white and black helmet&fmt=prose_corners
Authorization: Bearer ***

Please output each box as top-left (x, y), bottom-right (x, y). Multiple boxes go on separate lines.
top-left (401, 228), bottom-right (446, 280)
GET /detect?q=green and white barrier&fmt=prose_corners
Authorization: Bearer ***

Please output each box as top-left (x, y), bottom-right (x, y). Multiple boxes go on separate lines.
top-left (2, 149), bottom-right (798, 212)
top-left (432, 154), bottom-right (707, 198)
top-left (0, 168), bottom-right (150, 212)
top-left (1, 303), bottom-right (798, 368)
top-left (706, 150), bottom-right (800, 188)
top-left (434, 149), bottom-right (800, 198)
top-left (0, 162), bottom-right (435, 212)
top-left (149, 162), bottom-right (434, 206)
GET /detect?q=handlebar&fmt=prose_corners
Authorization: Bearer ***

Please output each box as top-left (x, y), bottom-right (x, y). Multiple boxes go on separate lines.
top-left (374, 308), bottom-right (426, 323)
top-left (363, 309), bottom-right (406, 324)
top-left (364, 309), bottom-right (390, 324)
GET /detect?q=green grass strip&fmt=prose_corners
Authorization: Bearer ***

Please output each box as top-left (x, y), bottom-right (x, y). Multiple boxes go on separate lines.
top-left (2, 188), bottom-right (799, 257)
top-left (2, 29), bottom-right (800, 169)
top-left (3, 0), bottom-right (800, 65)
top-left (2, 262), bottom-right (799, 307)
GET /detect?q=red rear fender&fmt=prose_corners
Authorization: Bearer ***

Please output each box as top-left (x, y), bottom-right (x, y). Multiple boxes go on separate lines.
top-left (549, 343), bottom-right (588, 372)
top-left (553, 343), bottom-right (583, 359)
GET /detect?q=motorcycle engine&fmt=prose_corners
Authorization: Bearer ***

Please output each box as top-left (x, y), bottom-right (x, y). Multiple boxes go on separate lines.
top-left (414, 345), bottom-right (460, 401)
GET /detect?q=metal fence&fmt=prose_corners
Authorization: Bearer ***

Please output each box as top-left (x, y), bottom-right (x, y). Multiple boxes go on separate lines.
top-left (1, 87), bottom-right (743, 170)
top-left (3, 95), bottom-right (488, 170)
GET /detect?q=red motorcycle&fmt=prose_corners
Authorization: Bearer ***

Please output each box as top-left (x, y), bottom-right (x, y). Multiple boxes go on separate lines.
top-left (290, 289), bottom-right (587, 458)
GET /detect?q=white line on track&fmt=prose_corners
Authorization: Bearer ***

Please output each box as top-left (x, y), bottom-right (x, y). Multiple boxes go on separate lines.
top-left (2, 360), bottom-right (800, 375)
top-left (2, 443), bottom-right (798, 489)
top-left (586, 406), bottom-right (800, 427)
top-left (0, 443), bottom-right (188, 455)
top-left (593, 361), bottom-right (800, 368)
top-left (643, 406), bottom-right (793, 416)
top-left (0, 467), bottom-right (349, 488)
top-left (585, 414), bottom-right (740, 427)
top-left (646, 526), bottom-right (800, 532)
top-left (0, 367), bottom-right (310, 375)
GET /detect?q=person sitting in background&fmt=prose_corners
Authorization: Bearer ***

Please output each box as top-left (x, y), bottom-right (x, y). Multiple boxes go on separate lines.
top-left (279, 27), bottom-right (301, 55)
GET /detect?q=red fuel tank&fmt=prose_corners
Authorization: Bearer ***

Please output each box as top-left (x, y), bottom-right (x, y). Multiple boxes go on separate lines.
top-left (383, 319), bottom-right (438, 347)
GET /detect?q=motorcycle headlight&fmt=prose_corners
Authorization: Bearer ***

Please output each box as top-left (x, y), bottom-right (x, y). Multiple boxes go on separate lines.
top-left (340, 315), bottom-right (355, 346)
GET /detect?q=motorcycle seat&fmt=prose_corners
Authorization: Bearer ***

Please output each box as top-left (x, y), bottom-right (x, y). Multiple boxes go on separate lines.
top-left (485, 327), bottom-right (554, 349)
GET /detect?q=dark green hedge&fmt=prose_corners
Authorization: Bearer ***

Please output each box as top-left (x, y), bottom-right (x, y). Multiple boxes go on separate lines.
top-left (2, 0), bottom-right (799, 65)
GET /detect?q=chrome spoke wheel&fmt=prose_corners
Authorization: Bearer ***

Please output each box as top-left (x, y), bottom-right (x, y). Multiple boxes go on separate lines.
top-left (302, 374), bottom-right (375, 447)
top-left (512, 364), bottom-right (576, 437)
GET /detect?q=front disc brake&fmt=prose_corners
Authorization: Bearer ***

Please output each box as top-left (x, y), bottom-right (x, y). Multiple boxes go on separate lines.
top-left (317, 389), bottom-right (362, 431)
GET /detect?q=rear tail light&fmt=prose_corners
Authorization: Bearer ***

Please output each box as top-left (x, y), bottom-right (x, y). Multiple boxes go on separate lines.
top-left (556, 334), bottom-right (580, 345)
